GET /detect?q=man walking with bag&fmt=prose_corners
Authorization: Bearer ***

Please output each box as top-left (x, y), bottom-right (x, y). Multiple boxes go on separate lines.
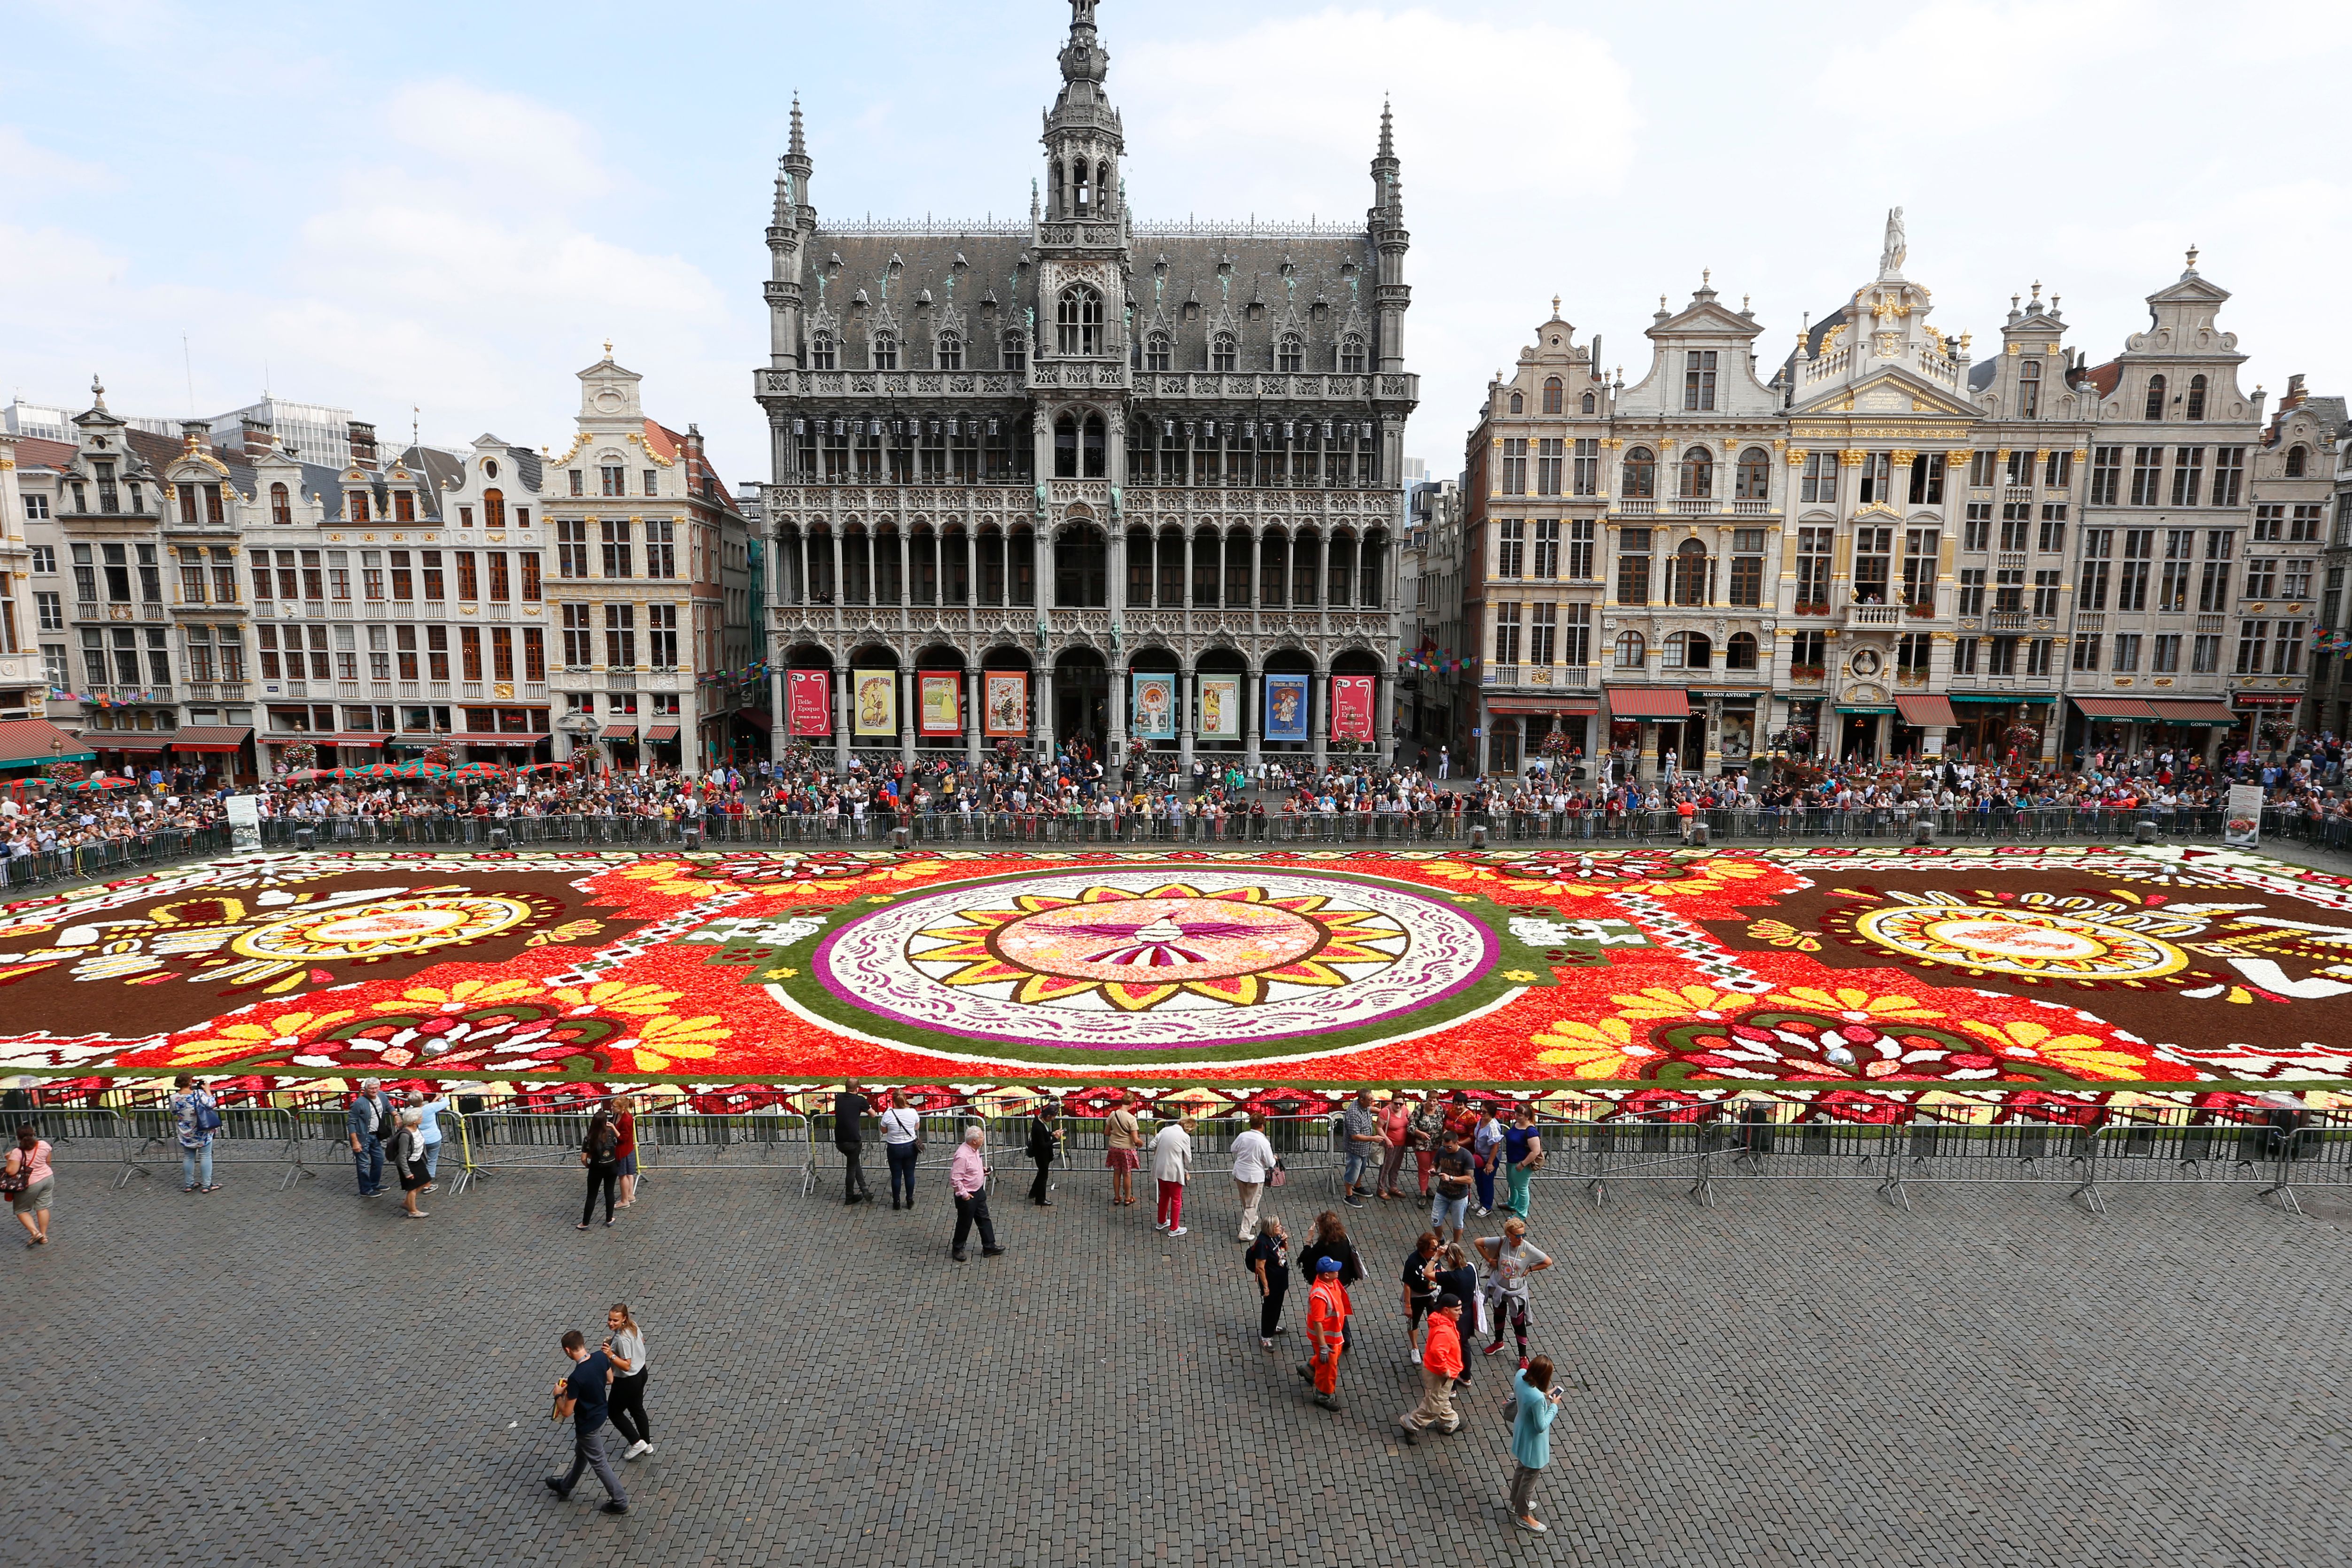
top-left (545, 1329), bottom-right (629, 1515)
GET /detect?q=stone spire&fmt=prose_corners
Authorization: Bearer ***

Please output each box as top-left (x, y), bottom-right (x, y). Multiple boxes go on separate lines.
top-left (1042, 0), bottom-right (1123, 222)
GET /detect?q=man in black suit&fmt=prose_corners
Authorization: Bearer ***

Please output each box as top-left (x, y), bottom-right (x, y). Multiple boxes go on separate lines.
top-left (1025, 1099), bottom-right (1062, 1206)
top-left (834, 1083), bottom-right (872, 1205)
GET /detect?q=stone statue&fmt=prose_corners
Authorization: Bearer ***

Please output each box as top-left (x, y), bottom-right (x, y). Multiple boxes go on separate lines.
top-left (1881, 206), bottom-right (1906, 275)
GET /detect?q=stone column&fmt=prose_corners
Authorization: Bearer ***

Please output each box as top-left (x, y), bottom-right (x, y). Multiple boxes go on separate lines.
top-left (965, 667), bottom-right (982, 768)
top-left (1245, 668), bottom-right (1262, 772)
top-left (1639, 719), bottom-right (1658, 784)
top-left (963, 530), bottom-right (978, 628)
top-left (769, 667), bottom-right (785, 764)
top-left (900, 667), bottom-right (916, 765)
top-left (1375, 669), bottom-right (1394, 766)
top-left (1704, 697), bottom-right (1724, 776)
top-left (833, 670), bottom-right (850, 772)
top-left (1177, 666), bottom-right (1194, 775)
top-left (897, 529), bottom-right (912, 626)
top-left (1107, 658), bottom-right (1126, 763)
top-left (1872, 711), bottom-right (1890, 762)
top-left (1312, 666), bottom-right (1329, 772)
top-left (1034, 665), bottom-right (1053, 760)
top-left (829, 529), bottom-right (845, 634)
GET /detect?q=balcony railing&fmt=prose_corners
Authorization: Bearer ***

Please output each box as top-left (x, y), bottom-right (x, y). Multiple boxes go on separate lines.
top-left (1731, 499), bottom-right (1775, 517)
top-left (1616, 498), bottom-right (1655, 516)
top-left (1672, 499), bottom-right (1718, 517)
top-left (1846, 604), bottom-right (1903, 627)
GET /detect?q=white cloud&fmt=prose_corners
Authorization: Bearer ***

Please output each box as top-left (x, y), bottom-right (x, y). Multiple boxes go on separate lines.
top-left (0, 129), bottom-right (118, 198)
top-left (386, 80), bottom-right (611, 203)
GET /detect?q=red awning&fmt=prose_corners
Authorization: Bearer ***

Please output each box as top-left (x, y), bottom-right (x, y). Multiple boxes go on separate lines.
top-left (1603, 686), bottom-right (1691, 719)
top-left (1485, 699), bottom-right (1599, 716)
top-left (644, 724), bottom-right (680, 741)
top-left (2072, 697), bottom-right (2157, 719)
top-left (737, 709), bottom-right (773, 732)
top-left (0, 719), bottom-right (98, 767)
top-left (2143, 699), bottom-right (2240, 723)
top-left (170, 726), bottom-right (252, 753)
top-left (325, 733), bottom-right (390, 746)
top-left (1894, 694), bottom-right (1958, 727)
top-left (2235, 693), bottom-right (2302, 706)
top-left (598, 724), bottom-right (638, 741)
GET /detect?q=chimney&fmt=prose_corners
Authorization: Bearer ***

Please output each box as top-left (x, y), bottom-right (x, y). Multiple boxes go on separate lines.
top-left (179, 419), bottom-right (210, 449)
top-left (240, 417), bottom-right (275, 458)
top-left (2282, 373), bottom-right (2306, 412)
top-left (347, 420), bottom-right (379, 471)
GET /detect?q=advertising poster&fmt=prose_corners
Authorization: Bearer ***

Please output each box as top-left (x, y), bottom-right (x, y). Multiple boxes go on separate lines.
top-left (1130, 673), bottom-right (1176, 740)
top-left (786, 670), bottom-right (832, 737)
top-left (1265, 674), bottom-right (1310, 743)
top-left (984, 672), bottom-right (1028, 738)
top-left (852, 669), bottom-right (898, 737)
top-left (1198, 675), bottom-right (1240, 740)
top-left (2224, 782), bottom-right (2265, 848)
top-left (918, 673), bottom-right (963, 736)
top-left (1330, 675), bottom-right (1374, 742)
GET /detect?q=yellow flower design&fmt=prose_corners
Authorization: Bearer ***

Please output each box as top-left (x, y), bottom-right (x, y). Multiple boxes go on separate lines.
top-left (1531, 1016), bottom-right (1643, 1079)
top-left (1763, 986), bottom-right (1943, 1023)
top-left (1956, 1017), bottom-right (2144, 1080)
top-left (615, 861), bottom-right (721, 898)
top-left (1500, 969), bottom-right (1539, 984)
top-left (1611, 984), bottom-right (1745, 1021)
top-left (371, 978), bottom-right (540, 1015)
top-left (625, 1013), bottom-right (732, 1073)
top-left (851, 859), bottom-right (954, 886)
top-left (1745, 918), bottom-right (1821, 952)
top-left (550, 980), bottom-right (681, 1017)
top-left (170, 1009), bottom-right (357, 1065)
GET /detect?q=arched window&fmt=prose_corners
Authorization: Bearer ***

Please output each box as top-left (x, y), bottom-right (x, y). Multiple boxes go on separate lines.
top-left (936, 332), bottom-right (963, 371)
top-left (1542, 377), bottom-right (1563, 414)
top-left (1056, 284), bottom-right (1103, 355)
top-left (2287, 444), bottom-right (2310, 478)
top-left (1622, 447), bottom-right (1656, 498)
top-left (1508, 391), bottom-right (1524, 414)
top-left (269, 481), bottom-right (291, 526)
top-left (1614, 630), bottom-right (1646, 668)
top-left (1680, 449), bottom-right (1714, 499)
top-left (2018, 357), bottom-right (2042, 419)
top-left (1054, 413), bottom-right (1078, 479)
top-left (1083, 413), bottom-right (1107, 479)
top-left (1001, 330), bottom-right (1027, 373)
top-left (1725, 632), bottom-right (1759, 670)
top-left (809, 331), bottom-right (836, 370)
top-left (872, 332), bottom-right (899, 371)
top-left (2187, 373), bottom-right (2207, 420)
top-left (1049, 160), bottom-right (1063, 216)
top-left (1276, 333), bottom-right (1303, 373)
top-left (482, 488), bottom-right (505, 528)
top-left (1581, 392), bottom-right (1596, 414)
top-left (1144, 332), bottom-right (1171, 373)
top-left (1670, 537), bottom-right (1709, 605)
top-left (1338, 335), bottom-right (1366, 373)
top-left (1210, 333), bottom-right (1236, 373)
top-left (2144, 373), bottom-right (2167, 421)
top-left (1096, 161), bottom-right (1112, 214)
top-left (1072, 160), bottom-right (1090, 216)
top-left (1735, 446), bottom-right (1771, 499)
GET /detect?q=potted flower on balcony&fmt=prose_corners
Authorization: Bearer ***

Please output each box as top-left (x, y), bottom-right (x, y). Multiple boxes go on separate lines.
top-left (1790, 665), bottom-right (1825, 683)
top-left (1793, 601), bottom-right (1829, 617)
top-left (1905, 597), bottom-right (1936, 618)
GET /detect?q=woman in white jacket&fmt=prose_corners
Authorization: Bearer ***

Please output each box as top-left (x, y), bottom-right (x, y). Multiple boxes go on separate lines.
top-left (1149, 1116), bottom-right (1194, 1236)
top-left (1229, 1113), bottom-right (1277, 1244)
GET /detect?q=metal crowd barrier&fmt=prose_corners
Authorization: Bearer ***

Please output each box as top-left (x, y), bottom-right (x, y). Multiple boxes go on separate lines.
top-left (120, 1103), bottom-right (308, 1191)
top-left (0, 826), bottom-right (234, 891)
top-left (0, 1105), bottom-right (131, 1184)
top-left (805, 1104), bottom-right (1003, 1198)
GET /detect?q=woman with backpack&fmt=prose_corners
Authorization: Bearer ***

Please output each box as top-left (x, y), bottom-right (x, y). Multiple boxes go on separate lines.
top-left (170, 1073), bottom-right (222, 1193)
top-left (578, 1109), bottom-right (621, 1229)
top-left (4, 1124), bottom-right (52, 1246)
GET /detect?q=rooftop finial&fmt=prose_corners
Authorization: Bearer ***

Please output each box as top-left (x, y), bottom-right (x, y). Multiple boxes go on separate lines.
top-left (2185, 243), bottom-right (2200, 273)
top-left (603, 339), bottom-right (613, 359)
top-left (90, 372), bottom-right (106, 410)
top-left (788, 94), bottom-right (806, 158)
top-left (1551, 294), bottom-right (1560, 318)
top-left (1379, 96), bottom-right (1395, 160)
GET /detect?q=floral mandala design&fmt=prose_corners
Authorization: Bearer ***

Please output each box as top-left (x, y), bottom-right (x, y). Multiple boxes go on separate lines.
top-left (1825, 889), bottom-right (2218, 991)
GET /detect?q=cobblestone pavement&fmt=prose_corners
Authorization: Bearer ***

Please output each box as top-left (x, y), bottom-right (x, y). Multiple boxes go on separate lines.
top-left (5, 1153), bottom-right (2346, 1568)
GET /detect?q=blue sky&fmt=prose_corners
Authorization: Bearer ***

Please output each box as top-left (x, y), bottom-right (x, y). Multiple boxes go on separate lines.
top-left (6, 0), bottom-right (2347, 481)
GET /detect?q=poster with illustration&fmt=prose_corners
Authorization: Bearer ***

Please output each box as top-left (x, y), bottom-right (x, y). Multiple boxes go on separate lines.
top-left (2224, 783), bottom-right (2265, 848)
top-left (1329, 675), bottom-right (1374, 742)
top-left (853, 669), bottom-right (897, 737)
top-left (786, 670), bottom-right (832, 737)
top-left (1265, 674), bottom-right (1310, 743)
top-left (918, 673), bottom-right (963, 736)
top-left (984, 672), bottom-right (1028, 738)
top-left (1131, 673), bottom-right (1176, 740)
top-left (1198, 675), bottom-right (1239, 740)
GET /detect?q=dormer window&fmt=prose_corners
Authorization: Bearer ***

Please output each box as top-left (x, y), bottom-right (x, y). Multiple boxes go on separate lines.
top-left (350, 491), bottom-right (371, 524)
top-left (2287, 444), bottom-right (2310, 478)
top-left (1683, 350), bottom-right (1718, 411)
top-left (1144, 332), bottom-right (1171, 373)
top-left (1339, 335), bottom-right (1366, 374)
top-left (1276, 333), bottom-right (1303, 373)
top-left (872, 332), bottom-right (899, 371)
top-left (1002, 330), bottom-right (1027, 373)
top-left (1056, 284), bottom-right (1103, 356)
top-left (1542, 376), bottom-right (1563, 414)
top-left (2187, 374), bottom-right (2207, 421)
top-left (1508, 392), bottom-right (1524, 415)
top-left (809, 330), bottom-right (836, 370)
top-left (937, 331), bottom-right (963, 371)
top-left (1211, 334), bottom-right (1236, 373)
top-left (271, 482), bottom-right (292, 525)
top-left (2019, 357), bottom-right (2042, 420)
top-left (2144, 373), bottom-right (2167, 421)
top-left (394, 490), bottom-right (416, 522)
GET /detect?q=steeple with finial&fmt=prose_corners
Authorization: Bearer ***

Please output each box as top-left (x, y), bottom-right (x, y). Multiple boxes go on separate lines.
top-left (1369, 95), bottom-right (1412, 375)
top-left (1041, 0), bottom-right (1123, 227)
top-left (764, 93), bottom-right (821, 370)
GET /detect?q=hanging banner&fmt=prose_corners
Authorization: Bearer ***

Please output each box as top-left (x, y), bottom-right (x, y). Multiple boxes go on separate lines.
top-left (1330, 675), bottom-right (1374, 743)
top-left (1198, 675), bottom-right (1240, 741)
top-left (1130, 673), bottom-right (1177, 740)
top-left (918, 673), bottom-right (963, 737)
top-left (1265, 674), bottom-right (1310, 744)
top-left (983, 672), bottom-right (1028, 738)
top-left (852, 669), bottom-right (898, 737)
top-left (2224, 783), bottom-right (2265, 849)
top-left (786, 670), bottom-right (832, 737)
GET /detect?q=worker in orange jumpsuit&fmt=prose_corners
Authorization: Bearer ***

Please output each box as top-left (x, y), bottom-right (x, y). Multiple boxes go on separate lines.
top-left (1300, 1254), bottom-right (1352, 1410)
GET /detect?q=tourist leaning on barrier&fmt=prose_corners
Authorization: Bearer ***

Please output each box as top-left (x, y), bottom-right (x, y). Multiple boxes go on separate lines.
top-left (879, 1093), bottom-right (923, 1211)
top-left (1149, 1115), bottom-right (1193, 1237)
top-left (1229, 1112), bottom-right (1277, 1243)
top-left (1026, 1098), bottom-right (1062, 1206)
top-left (948, 1125), bottom-right (1002, 1261)
top-left (346, 1079), bottom-right (390, 1198)
top-left (1104, 1093), bottom-right (1143, 1208)
top-left (5, 1124), bottom-right (52, 1247)
top-left (613, 1096), bottom-right (639, 1209)
top-left (1507, 1354), bottom-right (1562, 1534)
top-left (546, 1329), bottom-right (629, 1515)
top-left (1477, 1218), bottom-right (1552, 1372)
top-left (578, 1109), bottom-right (621, 1230)
top-left (391, 1109), bottom-right (430, 1220)
top-left (1247, 1213), bottom-right (1289, 1350)
top-left (603, 1304), bottom-right (654, 1460)
top-left (1502, 1103), bottom-right (1545, 1219)
top-left (170, 1073), bottom-right (221, 1193)
top-left (833, 1084), bottom-right (873, 1206)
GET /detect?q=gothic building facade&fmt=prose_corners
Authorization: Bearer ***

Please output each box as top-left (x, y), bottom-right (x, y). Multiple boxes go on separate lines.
top-left (754, 0), bottom-right (1416, 770)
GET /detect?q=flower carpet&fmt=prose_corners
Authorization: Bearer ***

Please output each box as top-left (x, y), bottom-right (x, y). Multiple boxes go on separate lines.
top-left (3, 843), bottom-right (2351, 1102)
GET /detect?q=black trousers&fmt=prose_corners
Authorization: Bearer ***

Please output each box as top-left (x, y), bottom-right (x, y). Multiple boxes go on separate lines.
top-left (838, 1143), bottom-right (869, 1200)
top-left (1029, 1152), bottom-right (1054, 1203)
top-left (1259, 1285), bottom-right (1287, 1340)
top-left (608, 1370), bottom-right (651, 1447)
top-left (952, 1189), bottom-right (998, 1253)
top-left (582, 1163), bottom-right (618, 1225)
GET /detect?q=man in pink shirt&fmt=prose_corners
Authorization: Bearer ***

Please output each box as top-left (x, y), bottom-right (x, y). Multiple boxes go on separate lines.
top-left (949, 1126), bottom-right (1003, 1262)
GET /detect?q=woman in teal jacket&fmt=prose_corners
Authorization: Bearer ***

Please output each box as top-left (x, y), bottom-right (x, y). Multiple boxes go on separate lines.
top-left (1509, 1354), bottom-right (1562, 1533)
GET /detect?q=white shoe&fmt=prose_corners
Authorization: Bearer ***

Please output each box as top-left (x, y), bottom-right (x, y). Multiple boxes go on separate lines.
top-left (1152, 1220), bottom-right (1168, 1231)
top-left (637, 1442), bottom-right (655, 1457)
top-left (623, 1441), bottom-right (649, 1459)
top-left (1168, 1226), bottom-right (1188, 1237)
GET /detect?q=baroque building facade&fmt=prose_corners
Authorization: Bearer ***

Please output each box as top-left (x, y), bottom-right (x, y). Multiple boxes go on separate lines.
top-left (1458, 219), bottom-right (2312, 780)
top-left (754, 0), bottom-right (1415, 770)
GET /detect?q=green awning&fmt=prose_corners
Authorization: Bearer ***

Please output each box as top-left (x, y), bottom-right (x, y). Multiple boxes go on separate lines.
top-left (1833, 705), bottom-right (1898, 714)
